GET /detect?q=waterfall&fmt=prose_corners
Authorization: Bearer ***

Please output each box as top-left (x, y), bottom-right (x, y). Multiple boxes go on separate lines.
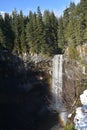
top-left (51, 55), bottom-right (67, 125)
top-left (52, 55), bottom-right (63, 110)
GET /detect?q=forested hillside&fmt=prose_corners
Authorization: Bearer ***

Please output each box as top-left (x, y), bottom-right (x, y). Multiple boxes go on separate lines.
top-left (0, 0), bottom-right (87, 56)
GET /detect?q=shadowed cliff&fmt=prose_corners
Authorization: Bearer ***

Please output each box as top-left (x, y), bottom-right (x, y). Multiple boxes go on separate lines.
top-left (0, 50), bottom-right (60, 130)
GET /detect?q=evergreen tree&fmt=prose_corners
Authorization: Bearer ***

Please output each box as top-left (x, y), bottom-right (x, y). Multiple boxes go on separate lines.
top-left (36, 6), bottom-right (46, 54)
top-left (43, 10), bottom-right (58, 55)
top-left (80, 0), bottom-right (87, 43)
top-left (43, 10), bottom-right (51, 47)
top-left (12, 9), bottom-right (20, 54)
top-left (0, 28), bottom-right (5, 48)
top-left (26, 11), bottom-right (37, 54)
top-left (63, 8), bottom-right (70, 46)
top-left (50, 11), bottom-right (58, 52)
top-left (57, 16), bottom-right (65, 49)
top-left (68, 43), bottom-right (78, 59)
top-left (74, 7), bottom-right (83, 45)
top-left (0, 14), bottom-right (5, 48)
top-left (66, 2), bottom-right (76, 46)
top-left (1, 0), bottom-right (87, 56)
top-left (4, 13), bottom-right (14, 51)
top-left (19, 10), bottom-right (26, 53)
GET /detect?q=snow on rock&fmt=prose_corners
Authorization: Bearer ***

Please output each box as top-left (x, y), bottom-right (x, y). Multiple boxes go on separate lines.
top-left (74, 89), bottom-right (87, 130)
top-left (80, 90), bottom-right (87, 105)
top-left (68, 113), bottom-right (72, 118)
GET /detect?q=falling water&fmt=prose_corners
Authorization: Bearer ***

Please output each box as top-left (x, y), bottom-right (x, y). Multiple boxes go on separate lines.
top-left (51, 55), bottom-right (67, 125)
top-left (52, 55), bottom-right (63, 110)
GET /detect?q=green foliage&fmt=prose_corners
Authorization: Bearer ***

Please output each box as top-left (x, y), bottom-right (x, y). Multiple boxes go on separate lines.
top-left (0, 28), bottom-right (5, 47)
top-left (26, 11), bottom-right (38, 53)
top-left (64, 123), bottom-right (75, 130)
top-left (0, 0), bottom-right (87, 56)
top-left (19, 10), bottom-right (26, 53)
top-left (68, 43), bottom-right (78, 59)
top-left (58, 16), bottom-right (65, 49)
top-left (12, 9), bottom-right (20, 53)
top-left (4, 13), bottom-right (14, 51)
top-left (0, 14), bottom-right (6, 48)
top-left (43, 10), bottom-right (58, 54)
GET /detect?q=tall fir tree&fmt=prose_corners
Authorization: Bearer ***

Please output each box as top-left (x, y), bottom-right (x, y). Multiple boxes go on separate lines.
top-left (66, 2), bottom-right (76, 46)
top-left (12, 9), bottom-right (20, 54)
top-left (43, 10), bottom-right (58, 55)
top-left (57, 16), bottom-right (65, 50)
top-left (63, 8), bottom-right (70, 46)
top-left (0, 14), bottom-right (5, 49)
top-left (80, 0), bottom-right (87, 43)
top-left (36, 6), bottom-right (46, 54)
top-left (4, 13), bottom-right (14, 51)
top-left (26, 11), bottom-right (37, 54)
top-left (19, 10), bottom-right (26, 54)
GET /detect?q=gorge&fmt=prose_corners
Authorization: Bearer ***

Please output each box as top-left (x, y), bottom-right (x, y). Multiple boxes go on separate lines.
top-left (0, 44), bottom-right (87, 129)
top-left (0, 0), bottom-right (87, 129)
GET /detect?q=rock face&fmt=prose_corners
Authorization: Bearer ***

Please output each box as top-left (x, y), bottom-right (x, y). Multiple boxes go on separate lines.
top-left (21, 53), bottom-right (52, 75)
top-left (63, 60), bottom-right (80, 108)
top-left (63, 51), bottom-right (87, 112)
top-left (74, 90), bottom-right (87, 130)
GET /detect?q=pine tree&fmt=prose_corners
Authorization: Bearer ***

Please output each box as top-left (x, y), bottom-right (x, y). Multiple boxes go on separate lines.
top-left (36, 6), bottom-right (46, 54)
top-left (43, 10), bottom-right (51, 50)
top-left (0, 28), bottom-right (5, 49)
top-left (50, 12), bottom-right (58, 52)
top-left (26, 11), bottom-right (37, 54)
top-left (19, 10), bottom-right (26, 54)
top-left (57, 16), bottom-right (65, 50)
top-left (66, 2), bottom-right (76, 46)
top-left (0, 14), bottom-right (5, 49)
top-left (4, 13), bottom-right (14, 51)
top-left (43, 10), bottom-right (58, 55)
top-left (12, 9), bottom-right (20, 54)
top-left (80, 0), bottom-right (87, 43)
top-left (63, 8), bottom-right (70, 46)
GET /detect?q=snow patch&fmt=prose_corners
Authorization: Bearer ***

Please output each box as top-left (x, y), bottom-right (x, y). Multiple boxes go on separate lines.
top-left (74, 89), bottom-right (87, 130)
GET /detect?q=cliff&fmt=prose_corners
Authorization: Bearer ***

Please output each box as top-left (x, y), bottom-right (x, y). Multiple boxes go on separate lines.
top-left (63, 44), bottom-right (87, 112)
top-left (0, 51), bottom-right (58, 129)
top-left (0, 44), bottom-right (87, 129)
